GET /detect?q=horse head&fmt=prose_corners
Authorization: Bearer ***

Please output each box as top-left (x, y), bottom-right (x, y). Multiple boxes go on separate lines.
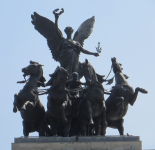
top-left (46, 66), bottom-right (69, 88)
top-left (81, 59), bottom-right (98, 83)
top-left (111, 57), bottom-right (130, 86)
top-left (22, 60), bottom-right (46, 87)
top-left (111, 57), bottom-right (123, 74)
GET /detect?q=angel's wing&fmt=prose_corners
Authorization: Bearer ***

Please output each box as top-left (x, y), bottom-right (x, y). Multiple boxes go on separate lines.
top-left (73, 16), bottom-right (95, 47)
top-left (31, 12), bottom-right (64, 61)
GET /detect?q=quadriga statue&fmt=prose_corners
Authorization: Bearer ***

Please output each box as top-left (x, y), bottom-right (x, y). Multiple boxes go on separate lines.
top-left (31, 8), bottom-right (99, 79)
top-left (13, 61), bottom-right (48, 136)
top-left (105, 57), bottom-right (148, 135)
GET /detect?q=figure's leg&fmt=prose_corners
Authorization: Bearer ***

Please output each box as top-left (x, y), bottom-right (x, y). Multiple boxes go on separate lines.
top-left (129, 87), bottom-right (148, 106)
top-left (13, 93), bottom-right (18, 113)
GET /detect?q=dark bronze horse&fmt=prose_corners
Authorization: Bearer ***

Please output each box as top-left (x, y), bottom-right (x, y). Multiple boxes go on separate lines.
top-left (105, 57), bottom-right (148, 135)
top-left (78, 59), bottom-right (107, 135)
top-left (46, 66), bottom-right (72, 137)
top-left (13, 61), bottom-right (47, 136)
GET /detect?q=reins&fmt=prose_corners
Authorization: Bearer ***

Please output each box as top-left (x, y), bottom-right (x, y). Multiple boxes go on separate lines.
top-left (17, 76), bottom-right (28, 83)
top-left (105, 65), bottom-right (112, 80)
top-left (65, 87), bottom-right (84, 92)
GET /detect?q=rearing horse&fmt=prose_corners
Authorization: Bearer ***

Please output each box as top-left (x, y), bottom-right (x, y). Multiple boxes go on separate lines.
top-left (105, 57), bottom-right (148, 135)
top-left (13, 61), bottom-right (47, 136)
top-left (78, 59), bottom-right (107, 135)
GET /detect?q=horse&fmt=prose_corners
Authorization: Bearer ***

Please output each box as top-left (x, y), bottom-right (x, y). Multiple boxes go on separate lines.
top-left (77, 59), bottom-right (107, 136)
top-left (13, 61), bottom-right (48, 136)
top-left (46, 66), bottom-right (72, 137)
top-left (105, 57), bottom-right (148, 135)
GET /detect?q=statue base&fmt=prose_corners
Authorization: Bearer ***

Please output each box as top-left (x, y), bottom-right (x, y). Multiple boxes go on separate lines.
top-left (12, 136), bottom-right (142, 150)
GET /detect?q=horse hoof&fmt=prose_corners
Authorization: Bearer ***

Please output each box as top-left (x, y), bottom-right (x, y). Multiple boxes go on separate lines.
top-left (13, 107), bottom-right (17, 113)
top-left (137, 87), bottom-right (148, 94)
top-left (141, 89), bottom-right (148, 94)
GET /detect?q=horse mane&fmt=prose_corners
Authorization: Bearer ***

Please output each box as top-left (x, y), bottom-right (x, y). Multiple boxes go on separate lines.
top-left (111, 57), bottom-right (123, 74)
top-left (37, 68), bottom-right (46, 87)
top-left (46, 66), bottom-right (69, 88)
top-left (82, 59), bottom-right (98, 81)
top-left (30, 60), bottom-right (46, 87)
top-left (88, 63), bottom-right (98, 81)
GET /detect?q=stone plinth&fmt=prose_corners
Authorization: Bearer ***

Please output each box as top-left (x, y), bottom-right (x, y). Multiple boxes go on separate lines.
top-left (12, 136), bottom-right (142, 150)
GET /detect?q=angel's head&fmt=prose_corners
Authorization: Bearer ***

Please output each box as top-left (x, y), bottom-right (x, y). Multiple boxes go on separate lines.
top-left (64, 26), bottom-right (74, 38)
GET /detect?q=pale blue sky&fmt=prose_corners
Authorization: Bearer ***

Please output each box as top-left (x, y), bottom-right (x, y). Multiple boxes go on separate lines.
top-left (0, 0), bottom-right (154, 149)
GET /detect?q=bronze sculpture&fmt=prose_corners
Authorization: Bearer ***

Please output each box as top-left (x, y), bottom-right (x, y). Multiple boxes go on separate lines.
top-left (13, 61), bottom-right (48, 136)
top-left (31, 8), bottom-right (99, 79)
top-left (78, 59), bottom-right (107, 136)
top-left (105, 57), bottom-right (148, 135)
top-left (13, 8), bottom-right (148, 137)
top-left (46, 67), bottom-right (72, 137)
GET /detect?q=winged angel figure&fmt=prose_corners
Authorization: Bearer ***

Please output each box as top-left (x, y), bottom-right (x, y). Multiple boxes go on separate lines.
top-left (31, 8), bottom-right (99, 79)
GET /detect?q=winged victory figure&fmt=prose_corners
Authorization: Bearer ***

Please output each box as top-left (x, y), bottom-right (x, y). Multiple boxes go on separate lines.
top-left (31, 8), bottom-right (99, 79)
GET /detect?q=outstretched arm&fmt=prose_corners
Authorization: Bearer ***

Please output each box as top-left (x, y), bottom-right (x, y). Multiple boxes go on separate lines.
top-left (81, 48), bottom-right (99, 57)
top-left (53, 8), bottom-right (64, 39)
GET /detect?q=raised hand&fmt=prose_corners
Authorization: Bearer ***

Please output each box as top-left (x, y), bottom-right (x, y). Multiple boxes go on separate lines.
top-left (53, 8), bottom-right (64, 19)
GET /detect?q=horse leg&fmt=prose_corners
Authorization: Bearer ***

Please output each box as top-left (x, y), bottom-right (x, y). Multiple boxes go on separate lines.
top-left (38, 124), bottom-right (52, 136)
top-left (63, 114), bottom-right (72, 137)
top-left (47, 116), bottom-right (57, 136)
top-left (78, 99), bottom-right (93, 135)
top-left (13, 93), bottom-right (18, 113)
top-left (22, 121), bottom-right (35, 136)
top-left (61, 101), bottom-right (68, 123)
top-left (117, 119), bottom-right (124, 135)
top-left (77, 113), bottom-right (88, 136)
top-left (37, 123), bottom-right (45, 136)
top-left (93, 115), bottom-right (101, 135)
top-left (80, 120), bottom-right (87, 136)
top-left (37, 116), bottom-right (53, 136)
top-left (87, 123), bottom-right (94, 136)
top-left (107, 119), bottom-right (124, 135)
top-left (101, 106), bottom-right (107, 136)
top-left (129, 87), bottom-right (148, 106)
top-left (42, 113), bottom-right (54, 136)
top-left (115, 96), bottom-right (124, 116)
top-left (87, 101), bottom-right (94, 125)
